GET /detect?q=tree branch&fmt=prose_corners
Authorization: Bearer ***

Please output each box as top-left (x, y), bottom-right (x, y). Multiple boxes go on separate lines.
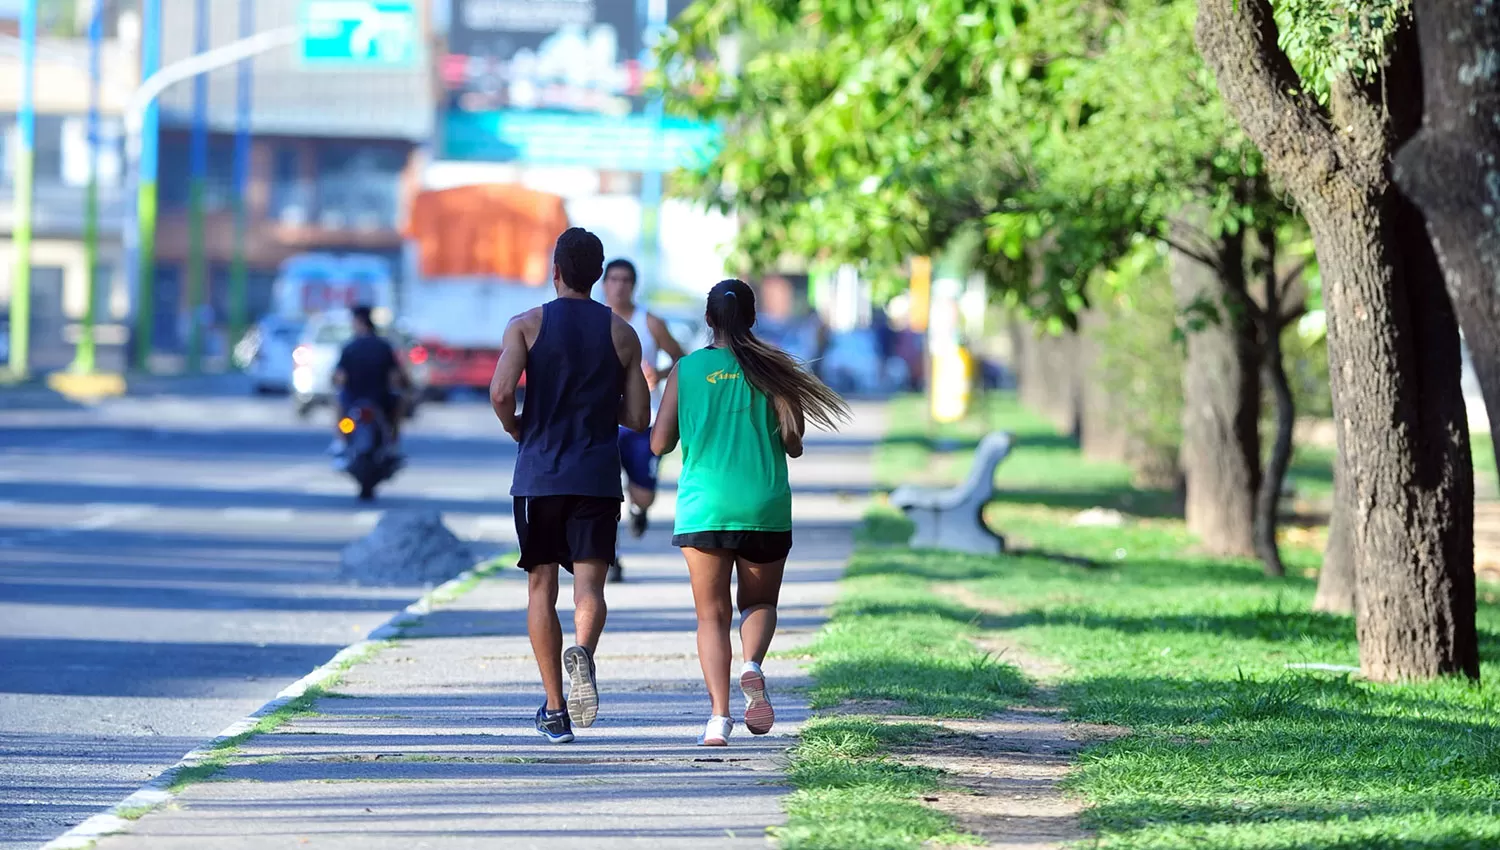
top-left (1193, 0), bottom-right (1343, 194)
top-left (1160, 234), bottom-right (1225, 274)
top-left (1277, 257), bottom-right (1312, 292)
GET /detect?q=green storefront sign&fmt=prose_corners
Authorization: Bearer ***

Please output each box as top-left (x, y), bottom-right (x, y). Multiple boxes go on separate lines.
top-left (299, 0), bottom-right (418, 67)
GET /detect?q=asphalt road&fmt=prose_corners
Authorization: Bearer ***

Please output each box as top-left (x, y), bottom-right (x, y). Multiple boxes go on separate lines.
top-left (0, 389), bottom-right (522, 849)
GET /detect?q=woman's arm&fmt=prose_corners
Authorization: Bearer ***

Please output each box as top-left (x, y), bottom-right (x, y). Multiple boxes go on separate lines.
top-left (650, 365), bottom-right (681, 456)
top-left (775, 395), bottom-right (805, 459)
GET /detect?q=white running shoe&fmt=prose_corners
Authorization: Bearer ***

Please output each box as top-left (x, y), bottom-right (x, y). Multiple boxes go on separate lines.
top-left (740, 661), bottom-right (775, 735)
top-left (700, 715), bottom-right (733, 746)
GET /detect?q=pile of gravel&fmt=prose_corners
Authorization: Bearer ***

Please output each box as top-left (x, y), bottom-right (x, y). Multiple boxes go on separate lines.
top-left (339, 509), bottom-right (475, 587)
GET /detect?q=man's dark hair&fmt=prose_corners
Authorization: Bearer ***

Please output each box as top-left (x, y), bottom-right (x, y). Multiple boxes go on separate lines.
top-left (604, 258), bottom-right (637, 287)
top-left (351, 305), bottom-right (374, 329)
top-left (553, 227), bottom-right (606, 293)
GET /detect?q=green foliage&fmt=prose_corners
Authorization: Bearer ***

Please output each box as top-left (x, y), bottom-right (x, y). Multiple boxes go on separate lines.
top-left (659, 0), bottom-right (1295, 327)
top-left (1273, 0), bottom-right (1412, 103)
top-left (1286, 316), bottom-right (1333, 419)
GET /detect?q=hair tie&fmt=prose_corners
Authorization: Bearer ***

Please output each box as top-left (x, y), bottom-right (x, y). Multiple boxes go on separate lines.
top-left (725, 290), bottom-right (738, 301)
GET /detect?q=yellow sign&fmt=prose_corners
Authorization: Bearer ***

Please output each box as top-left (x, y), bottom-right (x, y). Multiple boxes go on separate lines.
top-left (930, 346), bottom-right (973, 424)
top-left (909, 256), bottom-right (932, 333)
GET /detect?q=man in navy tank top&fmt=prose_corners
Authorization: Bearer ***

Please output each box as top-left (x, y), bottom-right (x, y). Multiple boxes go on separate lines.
top-left (489, 227), bottom-right (652, 743)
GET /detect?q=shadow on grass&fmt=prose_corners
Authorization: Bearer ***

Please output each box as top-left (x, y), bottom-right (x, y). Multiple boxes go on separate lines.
top-left (990, 486), bottom-right (1181, 519)
top-left (1062, 670), bottom-right (1500, 844)
top-left (986, 607), bottom-right (1358, 646)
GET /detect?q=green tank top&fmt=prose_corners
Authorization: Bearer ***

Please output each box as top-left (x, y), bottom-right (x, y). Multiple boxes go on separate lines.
top-left (673, 347), bottom-right (792, 534)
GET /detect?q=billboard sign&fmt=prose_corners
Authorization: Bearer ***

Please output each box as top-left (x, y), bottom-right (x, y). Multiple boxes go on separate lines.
top-left (441, 0), bottom-right (718, 167)
top-left (444, 0), bottom-right (641, 116)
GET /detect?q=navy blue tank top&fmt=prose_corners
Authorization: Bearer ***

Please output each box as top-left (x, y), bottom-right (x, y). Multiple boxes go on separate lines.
top-left (510, 298), bottom-right (624, 499)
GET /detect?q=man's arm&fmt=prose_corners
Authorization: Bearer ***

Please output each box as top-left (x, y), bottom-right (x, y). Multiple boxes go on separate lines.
top-left (647, 313), bottom-right (686, 365)
top-left (386, 341), bottom-right (410, 390)
top-left (333, 345), bottom-right (349, 389)
top-left (489, 314), bottom-right (533, 441)
top-left (650, 365), bottom-right (680, 456)
top-left (613, 315), bottom-right (651, 432)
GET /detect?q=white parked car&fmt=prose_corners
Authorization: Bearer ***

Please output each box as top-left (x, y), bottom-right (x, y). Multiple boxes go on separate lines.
top-left (241, 316), bottom-right (305, 395)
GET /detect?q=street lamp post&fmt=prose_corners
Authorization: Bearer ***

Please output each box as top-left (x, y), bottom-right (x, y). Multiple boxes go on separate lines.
top-left (638, 0), bottom-right (668, 295)
top-left (130, 0), bottom-right (161, 372)
top-left (186, 0), bottom-right (210, 374)
top-left (123, 25), bottom-right (299, 373)
top-left (73, 0), bottom-right (104, 374)
top-left (229, 0), bottom-right (254, 352)
top-left (7, 0), bottom-right (37, 378)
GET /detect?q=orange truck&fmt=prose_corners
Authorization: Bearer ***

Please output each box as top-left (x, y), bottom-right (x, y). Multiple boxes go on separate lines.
top-left (399, 184), bottom-right (569, 397)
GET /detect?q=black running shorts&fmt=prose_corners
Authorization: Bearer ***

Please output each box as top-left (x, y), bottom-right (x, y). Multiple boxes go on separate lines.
top-left (514, 496), bottom-right (621, 573)
top-left (672, 530), bottom-right (793, 563)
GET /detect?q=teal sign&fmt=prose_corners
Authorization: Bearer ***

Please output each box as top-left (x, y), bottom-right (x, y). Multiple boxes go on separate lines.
top-left (442, 112), bottom-right (720, 173)
top-left (300, 0), bottom-right (418, 66)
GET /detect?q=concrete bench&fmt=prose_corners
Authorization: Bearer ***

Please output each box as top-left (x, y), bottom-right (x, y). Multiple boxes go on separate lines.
top-left (889, 431), bottom-right (1013, 555)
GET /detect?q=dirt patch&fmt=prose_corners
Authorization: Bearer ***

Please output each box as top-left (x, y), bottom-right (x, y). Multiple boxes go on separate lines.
top-left (848, 708), bottom-right (1124, 849)
top-left (937, 584), bottom-right (1068, 684)
top-left (897, 584), bottom-right (1130, 848)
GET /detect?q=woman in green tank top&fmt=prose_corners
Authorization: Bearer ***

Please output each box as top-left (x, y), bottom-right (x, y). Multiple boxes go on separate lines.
top-left (651, 279), bottom-right (849, 746)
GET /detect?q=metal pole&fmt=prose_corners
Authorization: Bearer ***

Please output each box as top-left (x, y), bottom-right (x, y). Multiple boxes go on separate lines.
top-left (7, 0), bottom-right (37, 378)
top-left (74, 0), bottom-right (104, 374)
top-left (186, 0), bottom-right (209, 374)
top-left (637, 0), bottom-right (667, 296)
top-left (229, 0), bottom-right (253, 353)
top-left (132, 0), bottom-right (162, 372)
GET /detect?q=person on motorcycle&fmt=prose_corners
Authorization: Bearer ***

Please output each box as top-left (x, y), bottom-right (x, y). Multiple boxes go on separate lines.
top-left (331, 305), bottom-right (409, 458)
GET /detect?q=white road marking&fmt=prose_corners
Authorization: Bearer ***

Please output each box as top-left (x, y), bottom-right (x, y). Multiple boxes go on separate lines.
top-left (218, 508), bottom-right (297, 523)
top-left (70, 507), bottom-right (149, 531)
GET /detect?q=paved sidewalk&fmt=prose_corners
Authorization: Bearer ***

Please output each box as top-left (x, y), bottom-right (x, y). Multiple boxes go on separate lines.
top-left (89, 404), bottom-right (885, 850)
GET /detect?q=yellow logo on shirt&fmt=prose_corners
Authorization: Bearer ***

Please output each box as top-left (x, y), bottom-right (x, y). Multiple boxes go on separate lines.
top-left (705, 368), bottom-right (742, 384)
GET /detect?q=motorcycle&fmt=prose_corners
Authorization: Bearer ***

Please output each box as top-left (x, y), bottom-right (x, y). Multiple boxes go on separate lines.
top-left (335, 400), bottom-right (403, 501)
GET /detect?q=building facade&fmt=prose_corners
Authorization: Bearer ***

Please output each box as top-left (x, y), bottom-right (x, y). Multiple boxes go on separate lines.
top-left (147, 0), bottom-right (432, 361)
top-left (0, 0), bottom-right (433, 373)
top-left (0, 23), bottom-right (137, 373)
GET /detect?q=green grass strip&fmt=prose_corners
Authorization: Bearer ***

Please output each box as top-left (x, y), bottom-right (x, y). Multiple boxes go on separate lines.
top-left (844, 391), bottom-right (1500, 849)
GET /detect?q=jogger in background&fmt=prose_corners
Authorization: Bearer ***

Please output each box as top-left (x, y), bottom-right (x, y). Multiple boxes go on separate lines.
top-left (603, 258), bottom-right (686, 583)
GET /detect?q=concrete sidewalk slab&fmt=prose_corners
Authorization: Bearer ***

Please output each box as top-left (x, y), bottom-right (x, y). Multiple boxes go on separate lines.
top-left (88, 403), bottom-right (885, 849)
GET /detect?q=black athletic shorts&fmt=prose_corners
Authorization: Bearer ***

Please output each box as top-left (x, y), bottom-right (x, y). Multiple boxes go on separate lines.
top-left (514, 495), bottom-right (621, 573)
top-left (672, 530), bottom-right (793, 563)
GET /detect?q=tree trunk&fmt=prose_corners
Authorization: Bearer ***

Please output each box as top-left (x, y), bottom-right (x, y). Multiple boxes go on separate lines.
top-left (1197, 0), bottom-right (1478, 680)
top-left (1313, 467), bottom-right (1357, 613)
top-left (1394, 0), bottom-right (1500, 482)
top-left (1254, 227), bottom-right (1292, 578)
top-left (1171, 208), bottom-right (1261, 556)
top-left (1079, 309), bottom-right (1131, 464)
top-left (1017, 326), bottom-right (1081, 438)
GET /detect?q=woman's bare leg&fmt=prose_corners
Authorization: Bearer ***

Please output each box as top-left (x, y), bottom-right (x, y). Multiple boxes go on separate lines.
top-left (736, 557), bottom-right (787, 664)
top-left (683, 547), bottom-right (735, 717)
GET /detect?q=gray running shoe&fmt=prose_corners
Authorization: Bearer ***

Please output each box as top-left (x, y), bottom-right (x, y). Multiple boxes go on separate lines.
top-left (563, 645), bottom-right (599, 727)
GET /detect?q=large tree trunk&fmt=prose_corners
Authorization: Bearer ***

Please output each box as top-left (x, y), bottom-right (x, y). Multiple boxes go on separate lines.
top-left (1196, 0), bottom-right (1478, 680)
top-left (1313, 467), bottom-right (1357, 613)
top-left (1171, 209), bottom-right (1261, 556)
top-left (1254, 226), bottom-right (1293, 578)
top-left (1394, 0), bottom-right (1500, 481)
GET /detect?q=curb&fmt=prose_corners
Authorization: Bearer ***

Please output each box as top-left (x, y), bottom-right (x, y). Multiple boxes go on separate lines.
top-left (40, 557), bottom-right (504, 850)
